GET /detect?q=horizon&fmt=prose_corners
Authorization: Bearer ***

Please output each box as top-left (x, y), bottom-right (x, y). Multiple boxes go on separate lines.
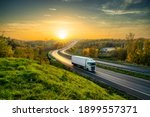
top-left (2, 35), bottom-right (149, 42)
top-left (0, 0), bottom-right (150, 40)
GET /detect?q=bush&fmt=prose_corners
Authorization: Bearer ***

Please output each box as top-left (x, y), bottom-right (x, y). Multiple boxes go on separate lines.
top-left (17, 66), bottom-right (26, 70)
top-left (0, 38), bottom-right (13, 57)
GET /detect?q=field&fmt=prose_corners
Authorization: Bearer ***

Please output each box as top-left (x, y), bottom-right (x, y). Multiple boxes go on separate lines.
top-left (0, 58), bottom-right (126, 100)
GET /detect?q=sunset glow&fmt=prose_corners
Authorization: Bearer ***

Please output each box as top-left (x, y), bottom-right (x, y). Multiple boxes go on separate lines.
top-left (57, 30), bottom-right (67, 39)
top-left (0, 0), bottom-right (150, 40)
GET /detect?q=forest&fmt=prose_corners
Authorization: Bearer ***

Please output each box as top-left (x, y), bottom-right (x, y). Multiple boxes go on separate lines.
top-left (67, 34), bottom-right (150, 66)
top-left (0, 35), bottom-right (67, 64)
top-left (1, 34), bottom-right (150, 66)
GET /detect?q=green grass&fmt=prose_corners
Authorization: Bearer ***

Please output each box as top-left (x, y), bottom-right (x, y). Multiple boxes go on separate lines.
top-left (0, 58), bottom-right (129, 100)
top-left (97, 63), bottom-right (150, 81)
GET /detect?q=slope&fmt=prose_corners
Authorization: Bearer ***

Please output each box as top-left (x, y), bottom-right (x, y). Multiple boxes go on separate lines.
top-left (0, 58), bottom-right (125, 100)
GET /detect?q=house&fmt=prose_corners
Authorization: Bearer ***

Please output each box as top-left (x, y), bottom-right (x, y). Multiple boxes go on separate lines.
top-left (100, 47), bottom-right (116, 53)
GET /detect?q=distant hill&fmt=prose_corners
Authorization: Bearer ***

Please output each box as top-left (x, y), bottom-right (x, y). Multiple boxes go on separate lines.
top-left (0, 58), bottom-right (125, 100)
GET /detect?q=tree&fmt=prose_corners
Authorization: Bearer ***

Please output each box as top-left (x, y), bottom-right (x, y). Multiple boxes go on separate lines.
top-left (82, 48), bottom-right (90, 56)
top-left (14, 47), bottom-right (34, 59)
top-left (82, 47), bottom-right (99, 58)
top-left (126, 39), bottom-right (150, 65)
top-left (143, 40), bottom-right (150, 65)
top-left (0, 38), bottom-right (13, 57)
top-left (117, 48), bottom-right (127, 60)
top-left (111, 48), bottom-right (127, 61)
top-left (126, 33), bottom-right (135, 40)
top-left (89, 46), bottom-right (99, 58)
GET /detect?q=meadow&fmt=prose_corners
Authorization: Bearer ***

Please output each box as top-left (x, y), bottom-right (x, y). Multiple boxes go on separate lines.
top-left (0, 58), bottom-right (126, 100)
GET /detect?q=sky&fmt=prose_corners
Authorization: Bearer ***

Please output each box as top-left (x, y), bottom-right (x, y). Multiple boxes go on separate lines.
top-left (0, 0), bottom-right (150, 40)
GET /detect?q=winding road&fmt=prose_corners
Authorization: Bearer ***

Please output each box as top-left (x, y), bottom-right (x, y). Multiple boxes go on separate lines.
top-left (60, 41), bottom-right (150, 76)
top-left (51, 41), bottom-right (150, 99)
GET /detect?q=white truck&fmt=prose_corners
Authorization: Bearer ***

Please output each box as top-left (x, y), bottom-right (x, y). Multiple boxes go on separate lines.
top-left (71, 55), bottom-right (96, 72)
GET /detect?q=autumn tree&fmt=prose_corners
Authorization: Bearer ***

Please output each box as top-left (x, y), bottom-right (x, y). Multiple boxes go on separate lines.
top-left (142, 40), bottom-right (150, 65)
top-left (126, 38), bottom-right (150, 65)
top-left (89, 46), bottom-right (99, 58)
top-left (82, 47), bottom-right (99, 58)
top-left (126, 33), bottom-right (135, 40)
top-left (0, 38), bottom-right (13, 57)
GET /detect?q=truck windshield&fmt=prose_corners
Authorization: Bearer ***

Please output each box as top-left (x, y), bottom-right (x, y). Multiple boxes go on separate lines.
top-left (87, 62), bottom-right (96, 66)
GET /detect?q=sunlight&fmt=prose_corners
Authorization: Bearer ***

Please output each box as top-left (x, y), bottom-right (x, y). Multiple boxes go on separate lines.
top-left (57, 30), bottom-right (67, 39)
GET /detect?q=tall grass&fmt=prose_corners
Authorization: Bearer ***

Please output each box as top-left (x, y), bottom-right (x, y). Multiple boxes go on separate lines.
top-left (0, 58), bottom-right (125, 100)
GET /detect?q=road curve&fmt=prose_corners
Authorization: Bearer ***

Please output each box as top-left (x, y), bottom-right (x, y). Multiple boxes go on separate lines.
top-left (51, 41), bottom-right (150, 100)
top-left (51, 50), bottom-right (72, 67)
top-left (61, 41), bottom-right (150, 76)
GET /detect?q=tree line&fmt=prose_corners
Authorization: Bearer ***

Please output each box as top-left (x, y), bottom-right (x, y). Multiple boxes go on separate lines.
top-left (0, 35), bottom-right (67, 64)
top-left (67, 36), bottom-right (150, 66)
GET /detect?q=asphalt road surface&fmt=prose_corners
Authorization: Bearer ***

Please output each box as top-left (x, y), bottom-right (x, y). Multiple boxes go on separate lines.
top-left (96, 60), bottom-right (150, 76)
top-left (51, 41), bottom-right (150, 99)
top-left (60, 41), bottom-right (150, 76)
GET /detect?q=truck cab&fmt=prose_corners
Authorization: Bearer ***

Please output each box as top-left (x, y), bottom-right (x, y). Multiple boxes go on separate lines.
top-left (85, 59), bottom-right (96, 72)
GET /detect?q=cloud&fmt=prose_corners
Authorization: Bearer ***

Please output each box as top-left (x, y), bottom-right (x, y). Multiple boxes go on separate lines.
top-left (102, 9), bottom-right (143, 15)
top-left (44, 14), bottom-right (51, 17)
top-left (62, 0), bottom-right (69, 2)
top-left (49, 8), bottom-right (56, 11)
top-left (90, 16), bottom-right (98, 20)
top-left (124, 0), bottom-right (142, 5)
top-left (62, 0), bottom-right (83, 2)
top-left (0, 30), bottom-right (14, 33)
top-left (100, 0), bottom-right (149, 15)
top-left (123, 0), bottom-right (142, 9)
top-left (6, 22), bottom-right (40, 28)
top-left (64, 16), bottom-right (74, 19)
top-left (77, 15), bottom-right (87, 19)
top-left (101, 0), bottom-right (143, 10)
top-left (41, 20), bottom-right (75, 25)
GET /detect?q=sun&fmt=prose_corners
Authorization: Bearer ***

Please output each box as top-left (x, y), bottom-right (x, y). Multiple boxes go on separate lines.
top-left (57, 30), bottom-right (67, 39)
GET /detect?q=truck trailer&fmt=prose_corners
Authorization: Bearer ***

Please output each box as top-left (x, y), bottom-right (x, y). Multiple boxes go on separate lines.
top-left (71, 55), bottom-right (96, 72)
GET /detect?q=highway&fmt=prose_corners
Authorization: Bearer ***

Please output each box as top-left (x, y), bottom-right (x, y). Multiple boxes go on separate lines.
top-left (51, 41), bottom-right (150, 99)
top-left (96, 60), bottom-right (150, 76)
top-left (60, 41), bottom-right (150, 76)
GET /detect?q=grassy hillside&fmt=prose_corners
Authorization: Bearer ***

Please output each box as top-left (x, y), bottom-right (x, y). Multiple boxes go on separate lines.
top-left (0, 58), bottom-right (125, 100)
